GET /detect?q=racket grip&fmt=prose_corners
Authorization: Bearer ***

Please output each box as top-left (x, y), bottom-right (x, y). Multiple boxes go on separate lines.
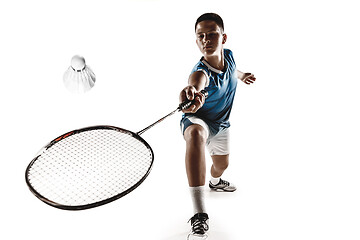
top-left (179, 89), bottom-right (208, 110)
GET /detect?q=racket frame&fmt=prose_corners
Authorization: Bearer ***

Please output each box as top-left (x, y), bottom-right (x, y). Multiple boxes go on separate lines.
top-left (25, 125), bottom-right (154, 210)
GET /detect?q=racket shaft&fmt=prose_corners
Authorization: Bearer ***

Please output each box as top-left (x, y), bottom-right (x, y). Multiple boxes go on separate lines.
top-left (136, 90), bottom-right (208, 135)
top-left (137, 109), bottom-right (178, 135)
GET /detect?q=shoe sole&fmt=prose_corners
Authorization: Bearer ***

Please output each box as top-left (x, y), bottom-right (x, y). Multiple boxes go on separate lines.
top-left (187, 233), bottom-right (208, 240)
top-left (209, 186), bottom-right (236, 192)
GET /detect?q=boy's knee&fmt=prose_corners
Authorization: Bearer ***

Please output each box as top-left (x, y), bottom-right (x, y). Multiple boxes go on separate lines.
top-left (184, 125), bottom-right (207, 143)
top-left (212, 155), bottom-right (229, 170)
top-left (218, 160), bottom-right (229, 170)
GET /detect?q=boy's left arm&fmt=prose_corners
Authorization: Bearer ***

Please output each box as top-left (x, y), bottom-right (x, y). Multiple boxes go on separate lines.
top-left (237, 70), bottom-right (256, 85)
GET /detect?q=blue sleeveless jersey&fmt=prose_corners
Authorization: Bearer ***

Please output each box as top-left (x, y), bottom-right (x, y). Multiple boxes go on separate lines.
top-left (181, 49), bottom-right (238, 135)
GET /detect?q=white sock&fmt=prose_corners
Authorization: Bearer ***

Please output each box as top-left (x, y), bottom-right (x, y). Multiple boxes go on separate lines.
top-left (210, 176), bottom-right (221, 185)
top-left (189, 186), bottom-right (206, 214)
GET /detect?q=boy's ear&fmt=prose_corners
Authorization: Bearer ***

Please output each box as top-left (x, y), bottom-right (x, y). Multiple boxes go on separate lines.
top-left (222, 33), bottom-right (227, 44)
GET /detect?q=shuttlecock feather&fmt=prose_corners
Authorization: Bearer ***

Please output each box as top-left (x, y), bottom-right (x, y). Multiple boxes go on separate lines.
top-left (63, 55), bottom-right (96, 93)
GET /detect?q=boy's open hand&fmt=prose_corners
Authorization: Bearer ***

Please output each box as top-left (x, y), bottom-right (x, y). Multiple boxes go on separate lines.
top-left (241, 73), bottom-right (256, 85)
top-left (179, 86), bottom-right (206, 113)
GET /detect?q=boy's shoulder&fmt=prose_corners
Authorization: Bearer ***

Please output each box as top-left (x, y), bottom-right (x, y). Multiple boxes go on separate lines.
top-left (224, 48), bottom-right (232, 55)
top-left (191, 57), bottom-right (208, 72)
top-left (224, 48), bottom-right (235, 61)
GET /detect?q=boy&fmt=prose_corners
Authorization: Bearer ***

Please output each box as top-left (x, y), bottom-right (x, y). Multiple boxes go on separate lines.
top-left (179, 13), bottom-right (256, 237)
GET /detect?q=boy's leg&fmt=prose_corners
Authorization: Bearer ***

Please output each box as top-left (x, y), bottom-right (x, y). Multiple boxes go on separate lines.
top-left (207, 128), bottom-right (236, 192)
top-left (184, 124), bottom-right (209, 236)
top-left (210, 154), bottom-right (229, 178)
top-left (209, 154), bottom-right (236, 191)
top-left (184, 124), bottom-right (207, 188)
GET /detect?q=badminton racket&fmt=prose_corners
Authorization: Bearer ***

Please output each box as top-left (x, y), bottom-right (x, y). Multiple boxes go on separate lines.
top-left (25, 90), bottom-right (207, 210)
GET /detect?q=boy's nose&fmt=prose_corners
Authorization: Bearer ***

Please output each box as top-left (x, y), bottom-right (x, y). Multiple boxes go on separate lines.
top-left (203, 35), bottom-right (210, 43)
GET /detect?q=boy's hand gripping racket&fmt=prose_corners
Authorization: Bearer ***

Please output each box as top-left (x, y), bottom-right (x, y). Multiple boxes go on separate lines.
top-left (25, 90), bottom-right (207, 210)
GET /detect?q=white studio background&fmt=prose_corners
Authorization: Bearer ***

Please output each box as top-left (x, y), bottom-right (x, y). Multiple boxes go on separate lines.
top-left (1, 0), bottom-right (359, 239)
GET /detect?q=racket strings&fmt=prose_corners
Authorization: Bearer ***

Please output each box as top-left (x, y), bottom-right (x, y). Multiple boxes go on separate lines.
top-left (27, 129), bottom-right (153, 207)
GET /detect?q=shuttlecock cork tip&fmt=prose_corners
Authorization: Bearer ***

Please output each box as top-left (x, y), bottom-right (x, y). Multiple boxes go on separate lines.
top-left (71, 55), bottom-right (86, 71)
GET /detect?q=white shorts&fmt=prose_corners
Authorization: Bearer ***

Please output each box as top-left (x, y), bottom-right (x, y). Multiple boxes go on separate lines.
top-left (181, 116), bottom-right (230, 156)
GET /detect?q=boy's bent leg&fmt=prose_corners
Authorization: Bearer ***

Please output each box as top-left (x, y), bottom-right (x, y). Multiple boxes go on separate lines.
top-left (209, 154), bottom-right (236, 192)
top-left (207, 127), bottom-right (230, 172)
top-left (184, 124), bottom-right (207, 187)
top-left (210, 154), bottom-right (229, 178)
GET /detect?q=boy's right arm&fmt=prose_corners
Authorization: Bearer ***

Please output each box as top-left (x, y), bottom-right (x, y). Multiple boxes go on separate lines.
top-left (180, 71), bottom-right (207, 113)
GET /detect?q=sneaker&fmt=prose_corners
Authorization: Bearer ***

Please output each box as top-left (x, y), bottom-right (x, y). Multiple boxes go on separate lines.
top-left (209, 178), bottom-right (237, 192)
top-left (188, 213), bottom-right (209, 238)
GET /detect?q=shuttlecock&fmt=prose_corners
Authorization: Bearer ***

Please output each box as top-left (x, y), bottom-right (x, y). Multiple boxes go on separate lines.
top-left (63, 55), bottom-right (96, 93)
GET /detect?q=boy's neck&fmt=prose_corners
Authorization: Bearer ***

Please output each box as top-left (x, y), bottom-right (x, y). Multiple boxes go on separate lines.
top-left (203, 51), bottom-right (225, 71)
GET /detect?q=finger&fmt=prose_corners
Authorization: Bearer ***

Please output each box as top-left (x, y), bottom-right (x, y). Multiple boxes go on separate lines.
top-left (245, 74), bottom-right (255, 79)
top-left (245, 75), bottom-right (256, 83)
top-left (182, 106), bottom-right (194, 113)
top-left (197, 91), bottom-right (206, 105)
top-left (182, 97), bottom-right (199, 113)
top-left (191, 96), bottom-right (204, 113)
top-left (179, 90), bottom-right (188, 103)
top-left (181, 98), bottom-right (198, 113)
top-left (185, 86), bottom-right (196, 100)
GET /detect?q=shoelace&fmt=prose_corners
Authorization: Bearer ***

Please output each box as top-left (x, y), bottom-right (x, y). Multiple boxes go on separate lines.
top-left (188, 214), bottom-right (209, 234)
top-left (218, 179), bottom-right (230, 186)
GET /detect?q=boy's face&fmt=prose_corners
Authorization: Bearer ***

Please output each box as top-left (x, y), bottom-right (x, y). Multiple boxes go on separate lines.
top-left (195, 20), bottom-right (227, 57)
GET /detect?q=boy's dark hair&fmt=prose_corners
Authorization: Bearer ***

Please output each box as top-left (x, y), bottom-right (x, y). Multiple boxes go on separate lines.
top-left (195, 13), bottom-right (224, 32)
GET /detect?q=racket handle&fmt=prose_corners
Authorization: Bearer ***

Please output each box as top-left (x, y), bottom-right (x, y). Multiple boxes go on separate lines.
top-left (179, 89), bottom-right (208, 110)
